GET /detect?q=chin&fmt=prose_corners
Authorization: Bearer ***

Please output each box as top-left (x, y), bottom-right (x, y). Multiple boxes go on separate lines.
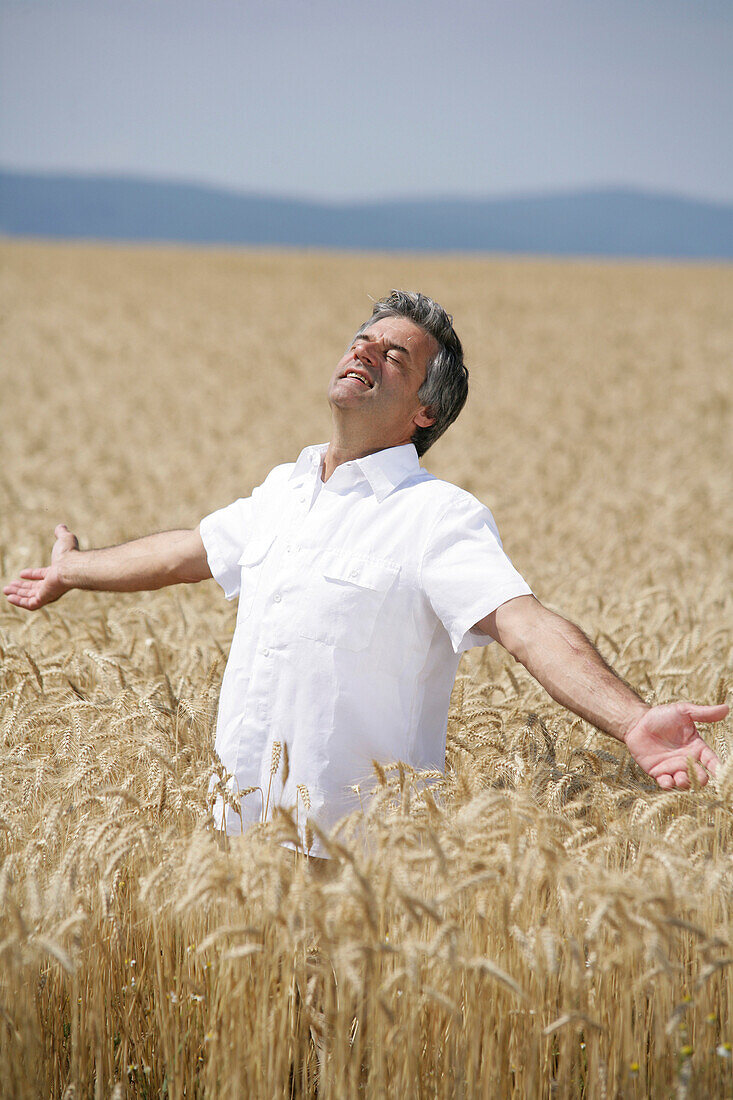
top-left (329, 383), bottom-right (365, 408)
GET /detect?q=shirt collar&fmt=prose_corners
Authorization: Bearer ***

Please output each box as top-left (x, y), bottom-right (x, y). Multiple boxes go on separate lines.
top-left (290, 443), bottom-right (421, 503)
top-left (291, 443), bottom-right (329, 479)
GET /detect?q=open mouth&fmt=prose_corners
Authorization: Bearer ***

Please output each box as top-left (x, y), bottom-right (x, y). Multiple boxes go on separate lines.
top-left (342, 369), bottom-right (373, 388)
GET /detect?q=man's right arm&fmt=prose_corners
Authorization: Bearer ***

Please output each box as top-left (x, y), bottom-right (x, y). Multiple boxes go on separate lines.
top-left (3, 524), bottom-right (212, 611)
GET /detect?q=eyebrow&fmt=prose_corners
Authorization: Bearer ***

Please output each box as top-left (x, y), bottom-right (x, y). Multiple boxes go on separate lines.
top-left (353, 335), bottom-right (411, 359)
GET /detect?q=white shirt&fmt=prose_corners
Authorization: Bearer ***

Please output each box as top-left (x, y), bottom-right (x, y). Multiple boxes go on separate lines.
top-left (200, 443), bottom-right (531, 854)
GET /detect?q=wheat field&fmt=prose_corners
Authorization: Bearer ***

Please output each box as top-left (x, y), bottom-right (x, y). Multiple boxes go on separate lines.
top-left (1, 240), bottom-right (731, 1098)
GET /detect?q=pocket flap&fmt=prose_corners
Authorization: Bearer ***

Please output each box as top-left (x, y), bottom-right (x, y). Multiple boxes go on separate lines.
top-left (321, 556), bottom-right (399, 592)
top-left (237, 534), bottom-right (275, 568)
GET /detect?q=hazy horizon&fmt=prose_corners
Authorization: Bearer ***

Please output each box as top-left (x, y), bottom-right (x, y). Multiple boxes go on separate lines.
top-left (3, 165), bottom-right (732, 208)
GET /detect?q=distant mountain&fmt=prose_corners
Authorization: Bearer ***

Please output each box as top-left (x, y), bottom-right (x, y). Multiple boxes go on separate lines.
top-left (1, 170), bottom-right (732, 258)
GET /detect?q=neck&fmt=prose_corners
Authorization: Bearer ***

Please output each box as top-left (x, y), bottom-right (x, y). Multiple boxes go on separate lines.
top-left (322, 418), bottom-right (411, 481)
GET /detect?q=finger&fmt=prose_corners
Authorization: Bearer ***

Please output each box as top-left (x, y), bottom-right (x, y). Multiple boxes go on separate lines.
top-left (652, 759), bottom-right (706, 788)
top-left (680, 703), bottom-right (730, 723)
top-left (699, 745), bottom-right (720, 775)
top-left (687, 758), bottom-right (710, 786)
top-left (4, 581), bottom-right (33, 595)
top-left (4, 579), bottom-right (40, 594)
top-left (19, 569), bottom-right (47, 580)
top-left (5, 592), bottom-right (40, 610)
top-left (54, 524), bottom-right (79, 548)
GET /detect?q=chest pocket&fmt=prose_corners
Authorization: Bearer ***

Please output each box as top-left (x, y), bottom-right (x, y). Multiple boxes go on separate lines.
top-left (237, 534), bottom-right (276, 619)
top-left (298, 555), bottom-right (400, 652)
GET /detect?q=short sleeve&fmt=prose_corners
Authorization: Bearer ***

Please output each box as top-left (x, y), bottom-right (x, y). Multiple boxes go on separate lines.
top-left (199, 497), bottom-right (255, 601)
top-left (420, 494), bottom-right (532, 654)
top-left (199, 462), bottom-right (294, 601)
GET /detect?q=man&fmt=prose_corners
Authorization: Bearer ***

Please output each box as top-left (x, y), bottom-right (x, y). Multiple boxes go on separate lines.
top-left (4, 291), bottom-right (727, 856)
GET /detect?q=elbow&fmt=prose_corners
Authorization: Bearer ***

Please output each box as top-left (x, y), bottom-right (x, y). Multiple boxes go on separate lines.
top-left (171, 529), bottom-right (211, 585)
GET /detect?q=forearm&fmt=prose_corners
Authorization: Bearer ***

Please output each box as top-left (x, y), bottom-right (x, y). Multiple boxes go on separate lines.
top-left (58, 529), bottom-right (210, 594)
top-left (514, 611), bottom-right (649, 741)
top-left (481, 596), bottom-right (725, 790)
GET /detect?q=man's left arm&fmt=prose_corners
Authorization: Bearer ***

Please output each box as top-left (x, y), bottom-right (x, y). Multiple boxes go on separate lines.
top-left (476, 594), bottom-right (728, 789)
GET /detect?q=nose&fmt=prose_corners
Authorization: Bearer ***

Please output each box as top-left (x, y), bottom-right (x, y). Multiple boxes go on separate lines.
top-left (354, 338), bottom-right (378, 365)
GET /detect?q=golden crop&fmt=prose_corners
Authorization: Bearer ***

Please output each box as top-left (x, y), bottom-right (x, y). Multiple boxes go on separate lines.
top-left (0, 241), bottom-right (731, 1098)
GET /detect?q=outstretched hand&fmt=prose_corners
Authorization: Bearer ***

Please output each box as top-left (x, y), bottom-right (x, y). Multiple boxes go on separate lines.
top-left (3, 524), bottom-right (79, 611)
top-left (624, 702), bottom-right (729, 789)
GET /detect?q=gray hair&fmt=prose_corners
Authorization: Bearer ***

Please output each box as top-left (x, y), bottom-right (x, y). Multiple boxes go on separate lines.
top-left (356, 290), bottom-right (468, 457)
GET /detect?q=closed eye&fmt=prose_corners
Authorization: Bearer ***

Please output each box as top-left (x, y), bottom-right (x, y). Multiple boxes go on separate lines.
top-left (353, 334), bottom-right (410, 367)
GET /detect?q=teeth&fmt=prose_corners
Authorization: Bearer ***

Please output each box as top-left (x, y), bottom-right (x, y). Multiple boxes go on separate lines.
top-left (345, 372), bottom-right (370, 386)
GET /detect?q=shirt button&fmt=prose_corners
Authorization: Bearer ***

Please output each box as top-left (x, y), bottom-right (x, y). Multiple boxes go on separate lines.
top-left (262, 648), bottom-right (270, 657)
top-left (274, 594), bottom-right (281, 603)
top-left (350, 570), bottom-right (358, 579)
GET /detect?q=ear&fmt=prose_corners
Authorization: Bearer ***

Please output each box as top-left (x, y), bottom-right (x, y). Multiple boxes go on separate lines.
top-left (414, 406), bottom-right (436, 429)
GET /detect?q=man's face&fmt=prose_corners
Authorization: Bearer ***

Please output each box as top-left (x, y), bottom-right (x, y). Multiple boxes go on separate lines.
top-left (328, 315), bottom-right (437, 448)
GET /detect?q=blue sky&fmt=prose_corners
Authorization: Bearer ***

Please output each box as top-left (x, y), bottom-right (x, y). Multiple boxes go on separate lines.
top-left (1, 0), bottom-right (731, 202)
